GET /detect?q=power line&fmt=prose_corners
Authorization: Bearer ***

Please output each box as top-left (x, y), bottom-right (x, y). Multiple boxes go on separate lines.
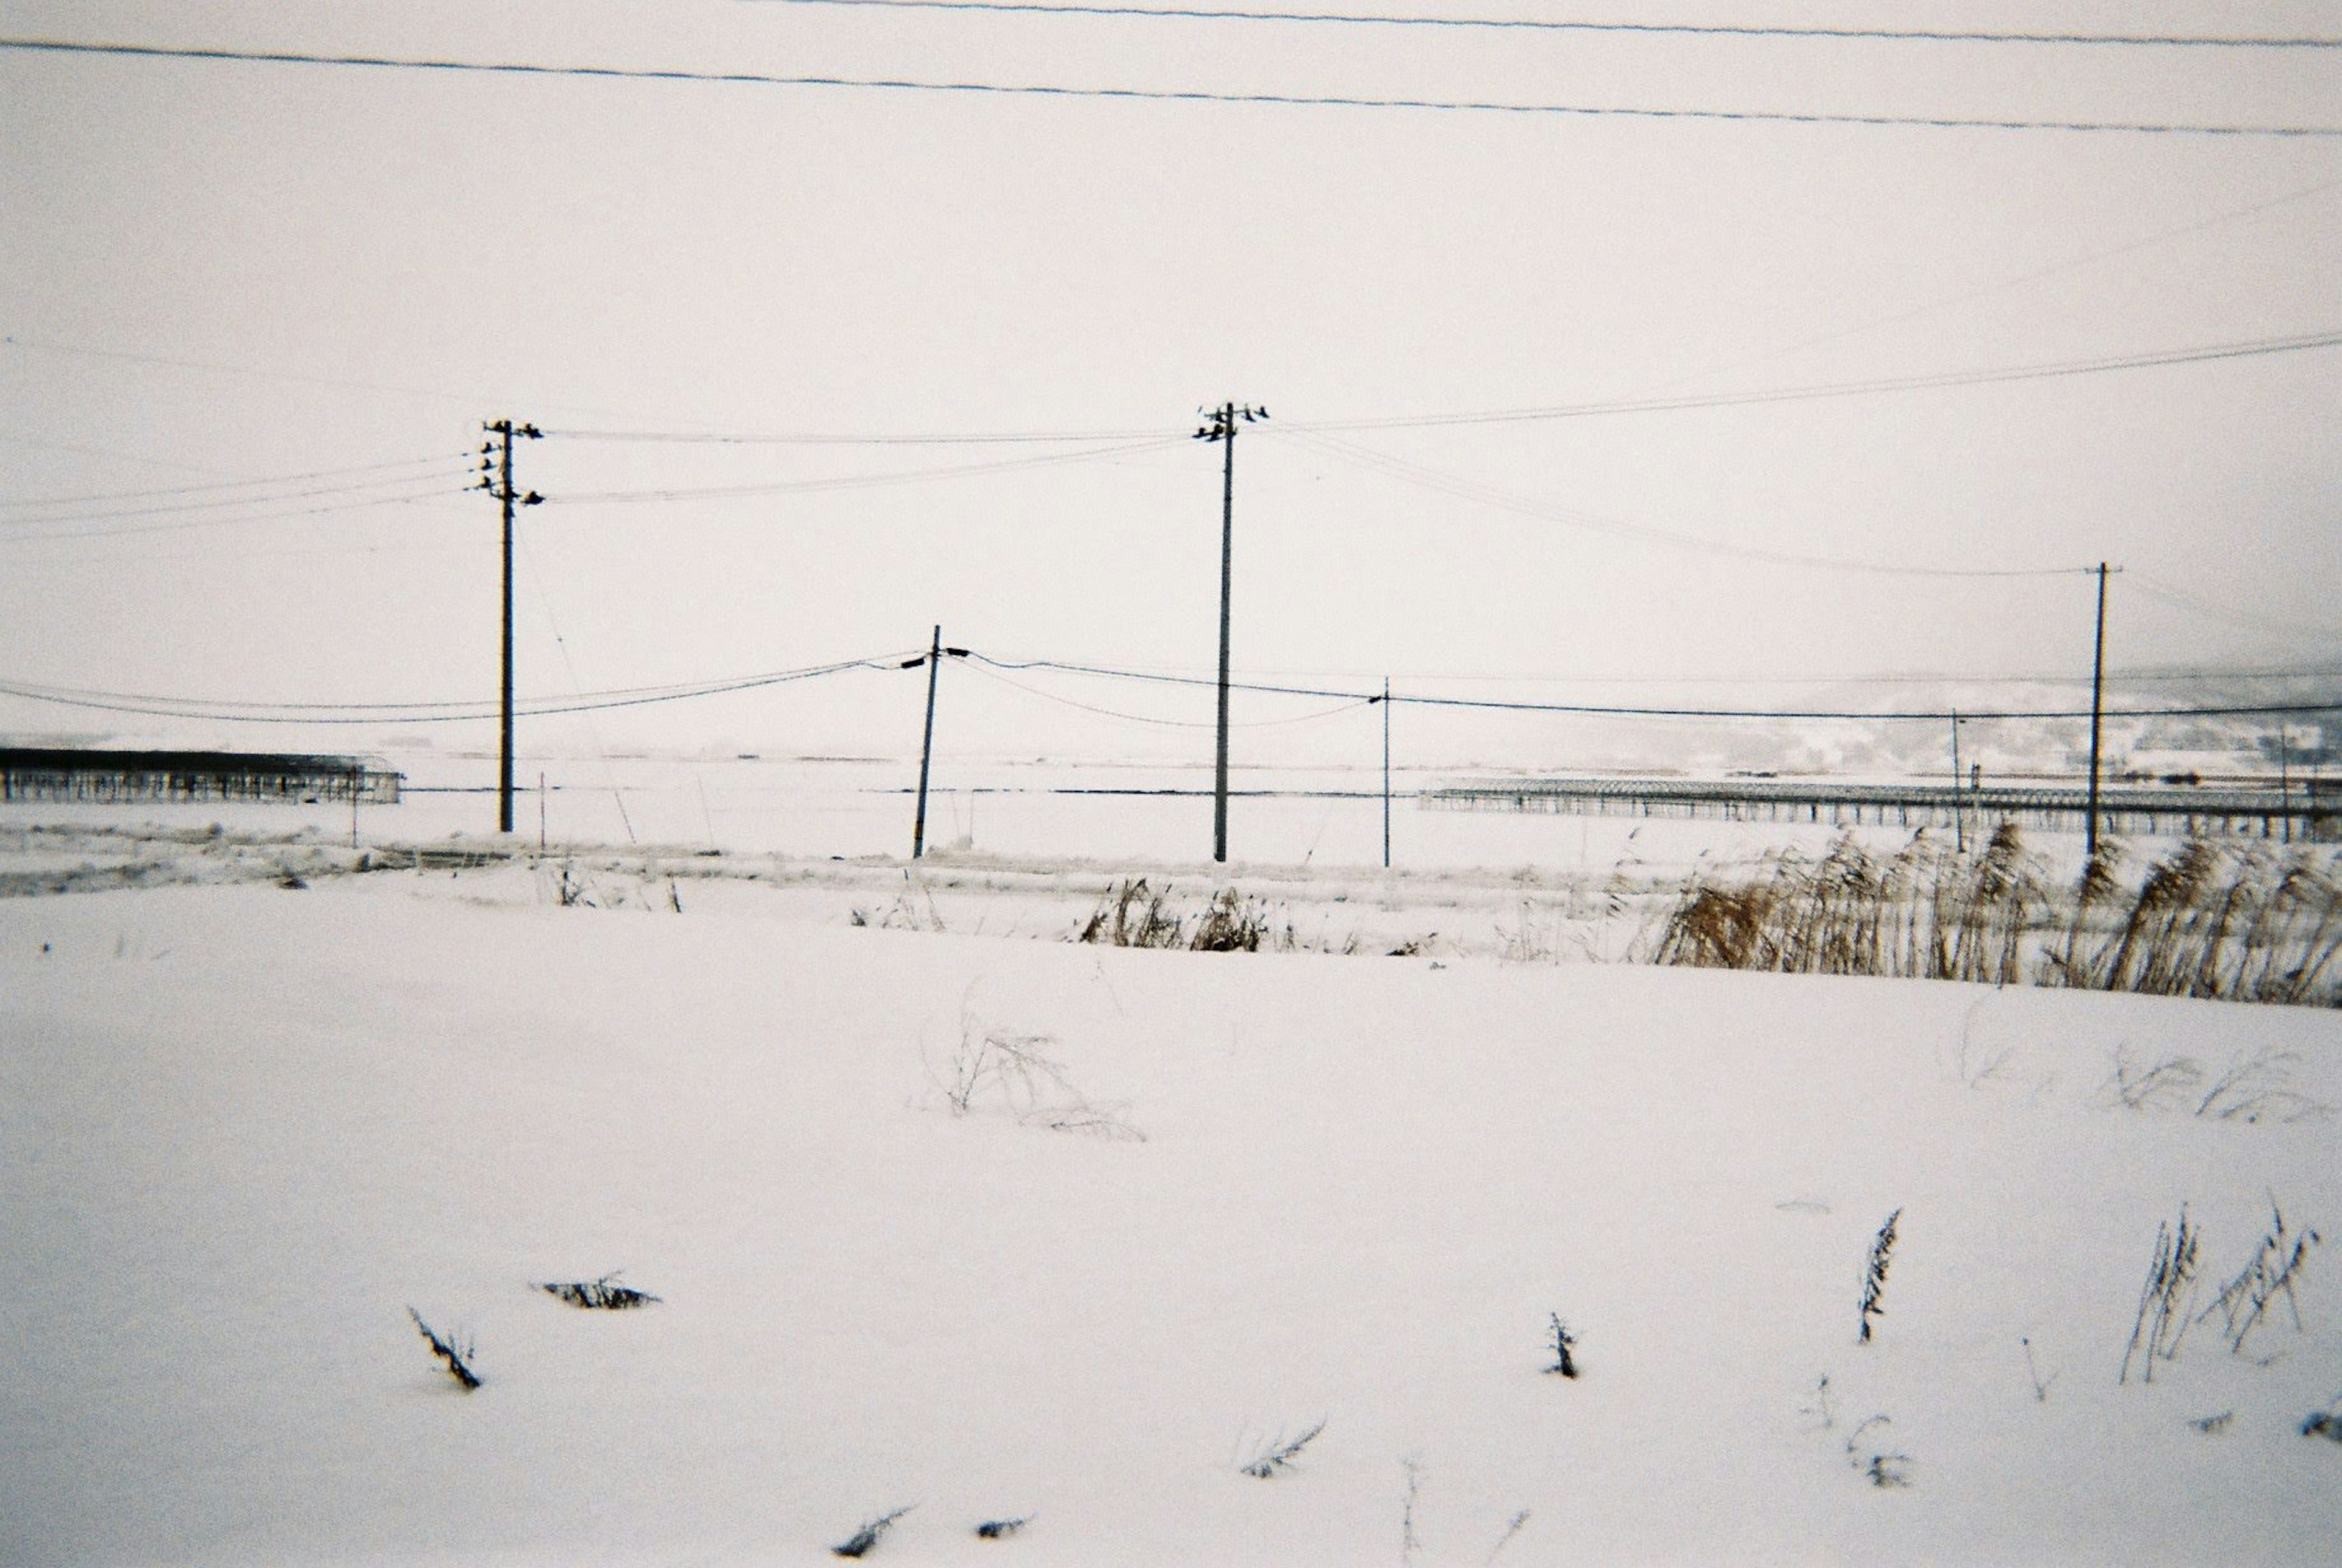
top-left (5, 37), bottom-right (2337, 137)
top-left (962, 642), bottom-right (1373, 727)
top-left (762, 2), bottom-right (2342, 51)
top-left (1604, 178), bottom-right (2342, 410)
top-left (546, 437), bottom-right (1184, 504)
top-left (545, 424), bottom-right (1170, 446)
top-left (0, 452), bottom-right (467, 512)
top-left (1276, 427), bottom-right (2096, 580)
top-left (0, 653), bottom-right (915, 725)
top-left (0, 482), bottom-right (475, 545)
top-left (969, 651), bottom-right (2342, 722)
top-left (6, 644), bottom-right (2331, 730)
top-left (1294, 327), bottom-right (2342, 433)
top-left (0, 465), bottom-right (474, 529)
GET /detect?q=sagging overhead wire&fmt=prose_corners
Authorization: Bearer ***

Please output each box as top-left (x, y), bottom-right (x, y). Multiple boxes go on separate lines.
top-left (544, 424), bottom-right (1172, 446)
top-left (1294, 328), bottom-right (2342, 434)
top-left (4, 38), bottom-right (2337, 137)
top-left (967, 651), bottom-right (2342, 723)
top-left (761, 2), bottom-right (2342, 51)
top-left (1273, 426), bottom-right (2096, 580)
top-left (0, 653), bottom-right (918, 725)
top-left (0, 481), bottom-right (478, 546)
top-left (546, 436), bottom-right (1186, 503)
top-left (0, 451), bottom-right (470, 512)
top-left (961, 653), bottom-right (1376, 728)
top-left (0, 462), bottom-right (476, 528)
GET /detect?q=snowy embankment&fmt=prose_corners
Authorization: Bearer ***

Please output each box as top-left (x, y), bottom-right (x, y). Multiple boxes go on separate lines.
top-left (3, 853), bottom-right (2339, 1566)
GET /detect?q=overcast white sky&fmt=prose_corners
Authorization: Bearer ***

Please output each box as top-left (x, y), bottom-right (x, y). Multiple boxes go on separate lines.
top-left (2, 1), bottom-right (2337, 767)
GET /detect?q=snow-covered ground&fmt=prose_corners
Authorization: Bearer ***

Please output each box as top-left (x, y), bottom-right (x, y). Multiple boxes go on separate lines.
top-left (3, 812), bottom-right (2338, 1566)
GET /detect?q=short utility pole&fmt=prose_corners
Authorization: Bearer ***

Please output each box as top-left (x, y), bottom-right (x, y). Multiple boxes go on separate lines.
top-left (479, 420), bottom-right (543, 834)
top-left (1194, 401), bottom-right (1267, 864)
top-left (904, 626), bottom-right (968, 859)
top-left (1950, 708), bottom-right (1964, 854)
top-left (1378, 678), bottom-right (1393, 870)
top-left (2085, 562), bottom-right (2110, 860)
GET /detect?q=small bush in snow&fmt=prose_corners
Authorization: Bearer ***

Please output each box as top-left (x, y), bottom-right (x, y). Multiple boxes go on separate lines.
top-left (831, 1505), bottom-right (914, 1558)
top-left (1858, 1209), bottom-right (1900, 1344)
top-left (537, 1272), bottom-right (662, 1310)
top-left (851, 876), bottom-right (947, 933)
top-left (407, 1307), bottom-right (481, 1390)
top-left (1239, 1419), bottom-right (1327, 1478)
top-left (973, 1516), bottom-right (1031, 1540)
top-left (1844, 1414), bottom-right (1911, 1487)
top-left (2304, 1409), bottom-right (2342, 1445)
top-left (934, 1009), bottom-right (1144, 1142)
top-left (2120, 1206), bottom-right (2202, 1385)
top-left (2191, 1411), bottom-right (2236, 1436)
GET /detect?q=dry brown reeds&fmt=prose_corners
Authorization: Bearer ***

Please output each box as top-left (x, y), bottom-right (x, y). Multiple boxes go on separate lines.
top-left (1650, 828), bottom-right (2342, 1008)
top-left (2044, 840), bottom-right (2342, 1006)
top-left (1652, 828), bottom-right (2047, 986)
top-left (1074, 878), bottom-right (1291, 953)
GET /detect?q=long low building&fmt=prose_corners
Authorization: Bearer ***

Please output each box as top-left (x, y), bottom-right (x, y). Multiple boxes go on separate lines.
top-left (0, 748), bottom-right (403, 805)
top-left (1423, 774), bottom-right (2338, 840)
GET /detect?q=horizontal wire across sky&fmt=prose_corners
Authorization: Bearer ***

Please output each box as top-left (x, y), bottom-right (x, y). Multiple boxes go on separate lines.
top-left (2, 36), bottom-right (2338, 137)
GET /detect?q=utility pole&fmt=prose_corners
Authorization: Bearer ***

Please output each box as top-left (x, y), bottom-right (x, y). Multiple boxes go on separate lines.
top-left (905, 628), bottom-right (967, 859)
top-left (1194, 401), bottom-right (1267, 864)
top-left (2278, 723), bottom-right (2291, 845)
top-left (479, 420), bottom-right (543, 834)
top-left (1380, 678), bottom-right (1392, 870)
top-left (1950, 708), bottom-right (1964, 854)
top-left (2085, 562), bottom-right (2108, 860)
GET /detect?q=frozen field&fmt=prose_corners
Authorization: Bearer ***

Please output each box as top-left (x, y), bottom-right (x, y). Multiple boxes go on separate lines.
top-left (2, 806), bottom-right (2339, 1566)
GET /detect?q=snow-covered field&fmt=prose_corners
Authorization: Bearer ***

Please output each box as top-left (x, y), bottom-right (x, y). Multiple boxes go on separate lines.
top-left (4, 807), bottom-right (2339, 1566)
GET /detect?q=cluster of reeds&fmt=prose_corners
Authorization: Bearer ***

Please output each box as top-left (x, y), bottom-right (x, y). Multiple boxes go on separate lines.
top-left (2119, 1207), bottom-right (2201, 1386)
top-left (1074, 878), bottom-right (1291, 953)
top-left (1651, 826), bottom-right (2047, 985)
top-left (1648, 828), bottom-right (2342, 1008)
top-left (2043, 840), bottom-right (2342, 1007)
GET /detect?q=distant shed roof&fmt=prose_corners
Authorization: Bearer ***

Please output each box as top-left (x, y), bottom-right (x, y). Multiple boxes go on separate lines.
top-left (0, 748), bottom-right (392, 775)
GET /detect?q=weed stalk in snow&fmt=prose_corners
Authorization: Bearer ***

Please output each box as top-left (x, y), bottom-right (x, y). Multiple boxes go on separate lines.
top-left (1545, 1313), bottom-right (1580, 1378)
top-left (407, 1307), bottom-right (481, 1391)
top-left (1858, 1209), bottom-right (1900, 1344)
top-left (2120, 1207), bottom-right (2201, 1385)
top-left (2201, 1197), bottom-right (2319, 1355)
top-left (1240, 1419), bottom-right (1327, 1478)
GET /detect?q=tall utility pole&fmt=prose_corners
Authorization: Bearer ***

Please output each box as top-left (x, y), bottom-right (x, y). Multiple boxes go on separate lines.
top-left (479, 420), bottom-right (543, 834)
top-left (905, 628), bottom-right (967, 859)
top-left (1194, 401), bottom-right (1267, 864)
top-left (2085, 561), bottom-right (2109, 860)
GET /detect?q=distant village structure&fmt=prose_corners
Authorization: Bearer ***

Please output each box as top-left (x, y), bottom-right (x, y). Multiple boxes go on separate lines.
top-left (0, 748), bottom-right (403, 806)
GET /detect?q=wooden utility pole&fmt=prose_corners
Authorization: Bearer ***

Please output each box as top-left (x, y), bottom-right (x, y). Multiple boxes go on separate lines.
top-left (907, 628), bottom-right (966, 859)
top-left (2278, 724), bottom-right (2291, 845)
top-left (1381, 678), bottom-right (1392, 870)
top-left (1194, 401), bottom-right (1267, 864)
top-left (1950, 708), bottom-right (1964, 854)
top-left (479, 420), bottom-right (543, 834)
top-left (2085, 562), bottom-right (2108, 859)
